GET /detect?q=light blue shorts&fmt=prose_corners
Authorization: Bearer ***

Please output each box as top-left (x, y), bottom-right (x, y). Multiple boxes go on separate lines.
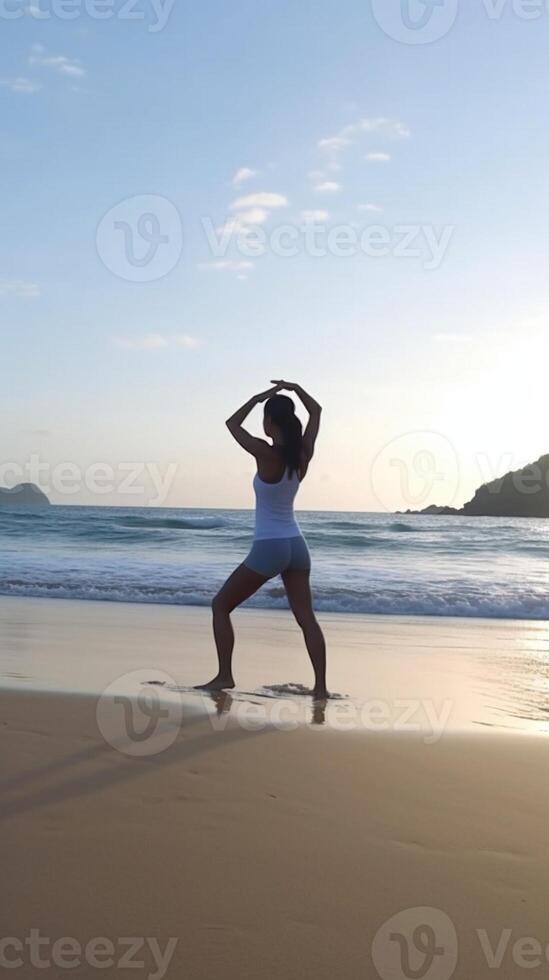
top-left (244, 535), bottom-right (311, 579)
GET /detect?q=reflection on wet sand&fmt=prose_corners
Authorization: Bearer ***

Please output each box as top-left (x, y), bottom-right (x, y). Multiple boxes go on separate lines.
top-left (474, 625), bottom-right (549, 729)
top-left (202, 688), bottom-right (328, 727)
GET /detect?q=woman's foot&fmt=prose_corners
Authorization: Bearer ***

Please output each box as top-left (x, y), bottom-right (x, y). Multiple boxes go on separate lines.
top-left (311, 686), bottom-right (329, 699)
top-left (194, 675), bottom-right (235, 692)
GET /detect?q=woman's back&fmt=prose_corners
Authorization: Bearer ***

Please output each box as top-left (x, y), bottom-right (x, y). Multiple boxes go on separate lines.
top-left (253, 468), bottom-right (301, 540)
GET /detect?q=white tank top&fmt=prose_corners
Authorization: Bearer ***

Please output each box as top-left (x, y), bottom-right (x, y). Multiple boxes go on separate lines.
top-left (253, 468), bottom-right (301, 540)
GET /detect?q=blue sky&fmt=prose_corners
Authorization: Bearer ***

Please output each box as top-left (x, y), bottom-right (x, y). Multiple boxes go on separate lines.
top-left (2, 0), bottom-right (549, 509)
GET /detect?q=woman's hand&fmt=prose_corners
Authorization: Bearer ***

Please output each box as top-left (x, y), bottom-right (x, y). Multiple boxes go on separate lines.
top-left (270, 379), bottom-right (297, 392)
top-left (255, 383), bottom-right (283, 402)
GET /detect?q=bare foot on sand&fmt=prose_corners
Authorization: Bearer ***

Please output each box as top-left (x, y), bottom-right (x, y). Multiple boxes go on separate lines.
top-left (194, 676), bottom-right (235, 692)
top-left (311, 687), bottom-right (329, 700)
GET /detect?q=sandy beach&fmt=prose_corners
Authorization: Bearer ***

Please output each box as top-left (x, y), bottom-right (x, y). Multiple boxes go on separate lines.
top-left (3, 689), bottom-right (549, 979)
top-left (2, 598), bottom-right (549, 978)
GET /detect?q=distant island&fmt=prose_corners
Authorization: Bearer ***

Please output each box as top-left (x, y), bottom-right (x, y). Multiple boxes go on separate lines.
top-left (403, 453), bottom-right (549, 518)
top-left (0, 483), bottom-right (51, 508)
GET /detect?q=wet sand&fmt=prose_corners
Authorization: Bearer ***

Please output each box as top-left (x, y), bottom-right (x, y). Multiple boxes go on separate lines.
top-left (2, 595), bottom-right (549, 735)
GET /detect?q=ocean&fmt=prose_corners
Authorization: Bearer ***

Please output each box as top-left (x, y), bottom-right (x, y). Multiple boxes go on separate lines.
top-left (1, 505), bottom-right (549, 620)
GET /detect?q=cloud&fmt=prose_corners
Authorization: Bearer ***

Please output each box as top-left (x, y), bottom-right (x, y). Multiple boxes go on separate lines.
top-left (214, 216), bottom-right (242, 237)
top-left (0, 77), bottom-right (41, 94)
top-left (357, 117), bottom-right (410, 138)
top-left (198, 260), bottom-right (254, 272)
top-left (300, 210), bottom-right (330, 223)
top-left (317, 117), bottom-right (409, 172)
top-left (230, 191), bottom-right (288, 211)
top-left (365, 152), bottom-right (391, 162)
top-left (234, 207), bottom-right (268, 225)
top-left (232, 167), bottom-right (257, 186)
top-left (318, 136), bottom-right (351, 154)
top-left (215, 208), bottom-right (269, 237)
top-left (173, 334), bottom-right (200, 348)
top-left (318, 116), bottom-right (410, 156)
top-left (0, 278), bottom-right (40, 297)
top-left (29, 43), bottom-right (85, 78)
top-left (221, 192), bottom-right (288, 237)
top-left (112, 333), bottom-right (200, 351)
top-left (313, 180), bottom-right (341, 194)
top-left (359, 203), bottom-right (383, 213)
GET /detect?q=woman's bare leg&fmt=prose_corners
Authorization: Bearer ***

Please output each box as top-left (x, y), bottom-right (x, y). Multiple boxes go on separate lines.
top-left (195, 563), bottom-right (268, 691)
top-left (281, 568), bottom-right (328, 697)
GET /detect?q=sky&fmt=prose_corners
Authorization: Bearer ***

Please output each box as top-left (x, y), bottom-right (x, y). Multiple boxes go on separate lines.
top-left (2, 0), bottom-right (549, 511)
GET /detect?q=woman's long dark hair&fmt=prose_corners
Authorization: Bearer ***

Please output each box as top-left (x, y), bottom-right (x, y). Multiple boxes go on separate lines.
top-left (264, 395), bottom-right (303, 479)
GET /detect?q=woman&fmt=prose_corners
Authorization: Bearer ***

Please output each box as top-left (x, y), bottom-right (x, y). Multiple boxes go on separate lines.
top-left (197, 380), bottom-right (328, 697)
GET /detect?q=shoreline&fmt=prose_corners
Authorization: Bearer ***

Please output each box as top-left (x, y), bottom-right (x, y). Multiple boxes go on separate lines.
top-left (3, 587), bottom-right (549, 621)
top-left (3, 588), bottom-right (549, 625)
top-left (2, 594), bottom-right (549, 737)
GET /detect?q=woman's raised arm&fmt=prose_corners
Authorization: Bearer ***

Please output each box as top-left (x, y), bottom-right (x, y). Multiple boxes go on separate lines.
top-left (270, 381), bottom-right (322, 459)
top-left (225, 385), bottom-right (281, 456)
